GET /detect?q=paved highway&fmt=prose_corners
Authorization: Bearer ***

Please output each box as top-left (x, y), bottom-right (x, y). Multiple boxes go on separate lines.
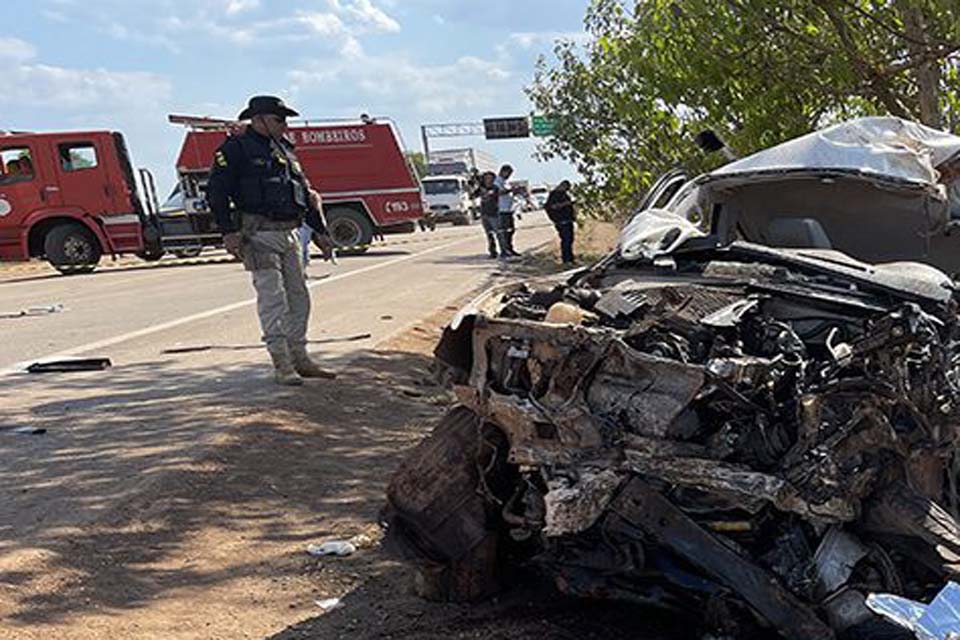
top-left (0, 215), bottom-right (555, 542)
top-left (0, 218), bottom-right (554, 372)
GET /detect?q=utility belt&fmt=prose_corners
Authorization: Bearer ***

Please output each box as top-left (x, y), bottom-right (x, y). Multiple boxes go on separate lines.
top-left (240, 213), bottom-right (301, 233)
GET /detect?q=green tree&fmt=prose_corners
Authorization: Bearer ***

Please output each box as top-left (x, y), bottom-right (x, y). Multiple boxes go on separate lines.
top-left (529, 0), bottom-right (960, 215)
top-left (406, 151), bottom-right (428, 179)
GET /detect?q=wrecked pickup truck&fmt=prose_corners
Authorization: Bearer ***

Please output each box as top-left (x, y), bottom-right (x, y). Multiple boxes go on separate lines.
top-left (644, 117), bottom-right (960, 277)
top-left (382, 124), bottom-right (960, 639)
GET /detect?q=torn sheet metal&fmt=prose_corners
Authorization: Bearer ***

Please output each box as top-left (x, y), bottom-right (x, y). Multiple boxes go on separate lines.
top-left (708, 116), bottom-right (960, 188)
top-left (542, 469), bottom-right (622, 537)
top-left (385, 204), bottom-right (960, 637)
top-left (868, 582), bottom-right (960, 639)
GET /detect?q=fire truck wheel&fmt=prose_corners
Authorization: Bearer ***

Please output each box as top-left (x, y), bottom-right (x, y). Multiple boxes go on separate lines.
top-left (45, 223), bottom-right (102, 275)
top-left (173, 247), bottom-right (203, 259)
top-left (137, 247), bottom-right (165, 262)
top-left (324, 207), bottom-right (374, 253)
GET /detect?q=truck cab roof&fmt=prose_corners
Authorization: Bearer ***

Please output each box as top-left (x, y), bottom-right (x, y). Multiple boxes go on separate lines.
top-left (422, 174), bottom-right (466, 181)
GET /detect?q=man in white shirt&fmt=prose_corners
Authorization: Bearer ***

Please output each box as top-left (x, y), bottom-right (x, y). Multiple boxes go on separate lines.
top-left (493, 164), bottom-right (520, 257)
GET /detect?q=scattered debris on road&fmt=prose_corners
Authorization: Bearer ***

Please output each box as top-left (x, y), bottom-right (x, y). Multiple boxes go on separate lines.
top-left (307, 541), bottom-right (357, 557)
top-left (0, 303), bottom-right (64, 319)
top-left (314, 597), bottom-right (343, 612)
top-left (384, 231), bottom-right (960, 638)
top-left (26, 357), bottom-right (112, 373)
top-left (1, 426), bottom-right (47, 435)
top-left (161, 333), bottom-right (372, 354)
top-left (307, 530), bottom-right (382, 558)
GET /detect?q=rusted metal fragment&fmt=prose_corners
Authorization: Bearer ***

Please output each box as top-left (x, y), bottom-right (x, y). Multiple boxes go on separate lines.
top-left (587, 341), bottom-right (704, 438)
top-left (623, 450), bottom-right (857, 521)
top-left (543, 469), bottom-right (623, 537)
top-left (413, 533), bottom-right (501, 602)
top-left (611, 479), bottom-right (835, 640)
top-left (384, 407), bottom-right (503, 564)
top-left (621, 434), bottom-right (712, 458)
top-left (455, 387), bottom-right (607, 465)
top-left (468, 316), bottom-right (616, 391)
top-left (862, 481), bottom-right (960, 577)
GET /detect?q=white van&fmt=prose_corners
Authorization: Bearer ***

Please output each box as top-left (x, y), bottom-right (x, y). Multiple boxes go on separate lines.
top-left (421, 175), bottom-right (476, 226)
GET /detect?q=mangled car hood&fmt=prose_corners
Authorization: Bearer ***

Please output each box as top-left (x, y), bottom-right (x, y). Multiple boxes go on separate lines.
top-left (387, 237), bottom-right (960, 639)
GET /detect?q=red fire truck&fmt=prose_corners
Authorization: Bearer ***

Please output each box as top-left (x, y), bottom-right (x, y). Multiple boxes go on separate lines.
top-left (0, 116), bottom-right (423, 274)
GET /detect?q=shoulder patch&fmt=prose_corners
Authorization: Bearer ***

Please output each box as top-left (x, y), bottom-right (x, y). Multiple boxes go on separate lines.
top-left (215, 150), bottom-right (228, 167)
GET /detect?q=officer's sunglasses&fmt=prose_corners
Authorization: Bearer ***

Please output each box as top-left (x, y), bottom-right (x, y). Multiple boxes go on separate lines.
top-left (264, 114), bottom-right (287, 125)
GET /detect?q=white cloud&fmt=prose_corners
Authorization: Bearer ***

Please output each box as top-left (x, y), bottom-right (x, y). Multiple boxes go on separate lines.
top-left (5, 64), bottom-right (172, 109)
top-left (73, 0), bottom-right (401, 50)
top-left (509, 31), bottom-right (590, 50)
top-left (295, 11), bottom-right (347, 37)
top-left (225, 0), bottom-right (259, 15)
top-left (338, 0), bottom-right (401, 34)
top-left (0, 38), bottom-right (171, 109)
top-left (107, 22), bottom-right (182, 52)
top-left (0, 37), bottom-right (37, 63)
top-left (290, 51), bottom-right (513, 116)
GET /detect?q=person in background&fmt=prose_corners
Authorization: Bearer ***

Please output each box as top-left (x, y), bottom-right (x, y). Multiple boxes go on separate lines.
top-left (299, 222), bottom-right (313, 267)
top-left (493, 164), bottom-right (521, 258)
top-left (5, 160), bottom-right (21, 178)
top-left (475, 171), bottom-right (501, 258)
top-left (545, 180), bottom-right (576, 265)
top-left (18, 156), bottom-right (34, 177)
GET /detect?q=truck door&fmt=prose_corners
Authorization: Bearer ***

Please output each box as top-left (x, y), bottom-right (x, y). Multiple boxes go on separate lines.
top-left (53, 138), bottom-right (141, 251)
top-left (52, 139), bottom-right (113, 215)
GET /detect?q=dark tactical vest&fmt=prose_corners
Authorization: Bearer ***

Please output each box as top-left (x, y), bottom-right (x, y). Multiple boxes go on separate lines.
top-left (233, 132), bottom-right (309, 221)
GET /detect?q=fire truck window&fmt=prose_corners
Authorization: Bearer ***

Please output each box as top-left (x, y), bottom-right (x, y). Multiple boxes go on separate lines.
top-left (0, 148), bottom-right (34, 184)
top-left (58, 143), bottom-right (99, 172)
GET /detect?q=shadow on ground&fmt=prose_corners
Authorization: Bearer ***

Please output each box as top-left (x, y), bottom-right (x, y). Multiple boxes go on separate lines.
top-left (266, 565), bottom-right (688, 640)
top-left (0, 346), bottom-right (448, 631)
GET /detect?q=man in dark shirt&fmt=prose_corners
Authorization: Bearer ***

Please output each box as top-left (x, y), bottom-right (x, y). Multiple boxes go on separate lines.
top-left (207, 95), bottom-right (335, 385)
top-left (475, 171), bottom-right (501, 258)
top-left (545, 180), bottom-right (576, 265)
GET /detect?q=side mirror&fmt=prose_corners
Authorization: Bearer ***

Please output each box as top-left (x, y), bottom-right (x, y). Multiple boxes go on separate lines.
top-left (695, 129), bottom-right (738, 161)
top-left (695, 130), bottom-right (725, 153)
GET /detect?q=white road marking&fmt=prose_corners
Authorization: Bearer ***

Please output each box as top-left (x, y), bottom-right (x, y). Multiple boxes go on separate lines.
top-left (0, 235), bottom-right (477, 377)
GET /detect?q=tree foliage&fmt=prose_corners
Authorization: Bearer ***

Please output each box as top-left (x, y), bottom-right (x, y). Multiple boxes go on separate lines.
top-left (406, 151), bottom-right (428, 179)
top-left (528, 0), bottom-right (960, 215)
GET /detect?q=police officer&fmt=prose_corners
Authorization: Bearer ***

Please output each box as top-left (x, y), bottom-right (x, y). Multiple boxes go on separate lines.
top-left (207, 95), bottom-right (336, 386)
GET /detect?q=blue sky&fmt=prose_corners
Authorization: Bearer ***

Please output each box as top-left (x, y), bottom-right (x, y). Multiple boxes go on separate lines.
top-left (2, 0), bottom-right (589, 196)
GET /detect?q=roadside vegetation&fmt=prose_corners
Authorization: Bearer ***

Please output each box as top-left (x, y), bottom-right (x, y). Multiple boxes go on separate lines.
top-left (529, 0), bottom-right (960, 218)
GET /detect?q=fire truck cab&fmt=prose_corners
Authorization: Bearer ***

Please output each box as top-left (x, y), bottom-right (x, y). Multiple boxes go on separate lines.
top-left (0, 116), bottom-right (424, 274)
top-left (0, 130), bottom-right (147, 273)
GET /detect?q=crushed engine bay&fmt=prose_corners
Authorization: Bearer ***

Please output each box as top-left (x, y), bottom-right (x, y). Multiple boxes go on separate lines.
top-left (383, 241), bottom-right (960, 639)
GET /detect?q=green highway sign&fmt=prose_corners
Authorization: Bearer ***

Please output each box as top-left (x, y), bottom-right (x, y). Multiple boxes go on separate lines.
top-left (531, 115), bottom-right (556, 137)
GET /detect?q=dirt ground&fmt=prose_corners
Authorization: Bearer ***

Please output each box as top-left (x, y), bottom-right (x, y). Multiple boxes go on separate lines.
top-left (0, 221), bottom-right (683, 640)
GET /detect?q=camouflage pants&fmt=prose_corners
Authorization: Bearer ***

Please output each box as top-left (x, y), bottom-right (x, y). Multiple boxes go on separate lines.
top-left (240, 214), bottom-right (310, 356)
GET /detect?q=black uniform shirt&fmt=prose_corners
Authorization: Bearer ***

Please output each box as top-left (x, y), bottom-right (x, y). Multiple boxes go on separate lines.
top-left (207, 127), bottom-right (326, 235)
top-left (545, 188), bottom-right (575, 224)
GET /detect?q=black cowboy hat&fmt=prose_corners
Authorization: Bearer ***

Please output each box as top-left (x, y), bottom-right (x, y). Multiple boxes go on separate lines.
top-left (237, 95), bottom-right (300, 120)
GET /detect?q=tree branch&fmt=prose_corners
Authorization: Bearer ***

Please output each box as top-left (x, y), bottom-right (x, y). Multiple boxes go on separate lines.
top-left (813, 0), bottom-right (914, 119)
top-left (837, 0), bottom-right (960, 50)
